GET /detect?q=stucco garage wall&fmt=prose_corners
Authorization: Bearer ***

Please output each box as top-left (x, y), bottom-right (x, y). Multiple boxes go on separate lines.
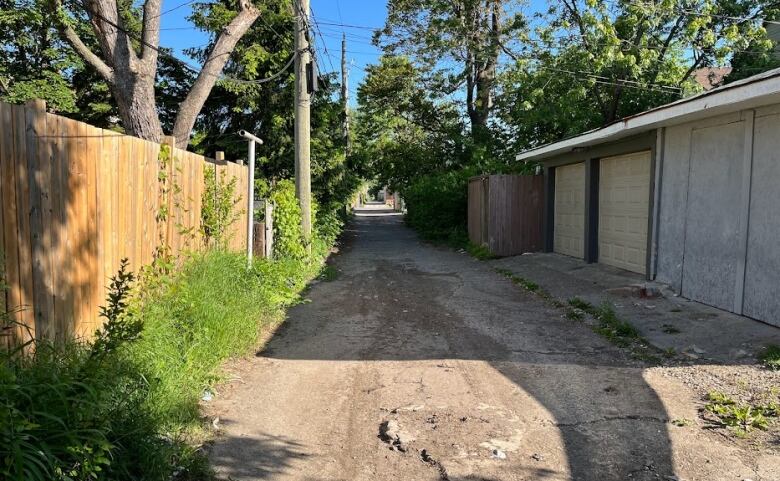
top-left (656, 105), bottom-right (780, 326)
top-left (743, 105), bottom-right (780, 323)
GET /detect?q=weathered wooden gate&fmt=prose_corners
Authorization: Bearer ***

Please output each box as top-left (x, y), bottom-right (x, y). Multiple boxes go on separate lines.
top-left (468, 175), bottom-right (544, 257)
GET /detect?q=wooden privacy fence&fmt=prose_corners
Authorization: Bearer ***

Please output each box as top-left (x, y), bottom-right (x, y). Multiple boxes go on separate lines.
top-left (468, 174), bottom-right (544, 257)
top-left (0, 100), bottom-right (249, 345)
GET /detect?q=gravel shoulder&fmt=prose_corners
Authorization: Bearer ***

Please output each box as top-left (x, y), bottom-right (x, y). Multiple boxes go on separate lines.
top-left (206, 207), bottom-right (779, 481)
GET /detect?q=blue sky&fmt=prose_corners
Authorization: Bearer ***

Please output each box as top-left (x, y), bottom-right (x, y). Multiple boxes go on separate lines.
top-left (158, 0), bottom-right (388, 103)
top-left (158, 1), bottom-right (547, 104)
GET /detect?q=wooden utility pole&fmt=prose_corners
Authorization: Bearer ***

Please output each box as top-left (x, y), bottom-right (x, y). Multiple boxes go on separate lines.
top-left (294, 0), bottom-right (312, 252)
top-left (341, 33), bottom-right (350, 155)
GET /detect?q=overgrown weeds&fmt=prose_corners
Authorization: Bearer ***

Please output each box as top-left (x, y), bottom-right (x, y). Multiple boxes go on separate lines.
top-left (704, 391), bottom-right (778, 437)
top-left (565, 298), bottom-right (641, 348)
top-left (466, 242), bottom-right (497, 260)
top-left (495, 268), bottom-right (540, 292)
top-left (129, 250), bottom-right (320, 427)
top-left (1, 194), bottom-right (346, 480)
top-left (0, 260), bottom-right (201, 481)
top-left (759, 344), bottom-right (780, 370)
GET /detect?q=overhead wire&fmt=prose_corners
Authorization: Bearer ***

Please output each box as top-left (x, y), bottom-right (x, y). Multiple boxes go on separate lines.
top-left (309, 6), bottom-right (338, 75)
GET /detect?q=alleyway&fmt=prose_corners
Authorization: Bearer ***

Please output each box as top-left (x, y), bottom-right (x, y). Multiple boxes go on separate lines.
top-left (208, 203), bottom-right (777, 481)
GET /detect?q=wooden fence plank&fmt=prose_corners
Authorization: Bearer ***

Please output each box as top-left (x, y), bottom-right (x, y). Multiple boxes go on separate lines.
top-left (0, 103), bottom-right (22, 342)
top-left (100, 130), bottom-right (117, 295)
top-left (25, 100), bottom-right (56, 339)
top-left (59, 117), bottom-right (79, 340)
top-left (47, 115), bottom-right (69, 340)
top-left (11, 105), bottom-right (34, 342)
top-left (73, 121), bottom-right (91, 336)
top-left (94, 127), bottom-right (107, 325)
top-left (86, 125), bottom-right (101, 333)
top-left (134, 138), bottom-right (145, 271)
top-left (0, 103), bottom-right (9, 347)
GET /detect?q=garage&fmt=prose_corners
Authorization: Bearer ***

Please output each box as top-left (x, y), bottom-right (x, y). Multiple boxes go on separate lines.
top-left (598, 151), bottom-right (651, 274)
top-left (517, 67), bottom-right (780, 327)
top-left (553, 162), bottom-right (585, 258)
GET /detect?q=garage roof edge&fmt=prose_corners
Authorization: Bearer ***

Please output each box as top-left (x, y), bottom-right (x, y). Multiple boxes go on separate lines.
top-left (515, 67), bottom-right (780, 163)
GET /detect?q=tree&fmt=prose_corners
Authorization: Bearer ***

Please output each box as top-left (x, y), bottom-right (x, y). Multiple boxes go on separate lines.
top-left (495, 0), bottom-right (780, 152)
top-left (353, 55), bottom-right (464, 190)
top-left (188, 0), bottom-right (359, 209)
top-left (0, 0), bottom-right (101, 115)
top-left (377, 0), bottom-right (526, 143)
top-left (54, 0), bottom-right (261, 147)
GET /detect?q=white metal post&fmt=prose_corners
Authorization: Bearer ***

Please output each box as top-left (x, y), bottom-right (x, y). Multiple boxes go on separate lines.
top-left (239, 130), bottom-right (263, 268)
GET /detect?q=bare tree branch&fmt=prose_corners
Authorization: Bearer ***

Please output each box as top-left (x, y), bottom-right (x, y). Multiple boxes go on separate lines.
top-left (171, 0), bottom-right (260, 147)
top-left (54, 0), bottom-right (114, 81)
top-left (141, 0), bottom-right (162, 64)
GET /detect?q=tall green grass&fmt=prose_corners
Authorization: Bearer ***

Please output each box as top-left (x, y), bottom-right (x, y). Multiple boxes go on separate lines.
top-left (131, 249), bottom-right (322, 426)
top-left (2, 241), bottom-right (336, 481)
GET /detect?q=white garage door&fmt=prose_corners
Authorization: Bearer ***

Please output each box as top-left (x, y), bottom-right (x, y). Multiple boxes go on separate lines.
top-left (599, 151), bottom-right (651, 274)
top-left (554, 163), bottom-right (585, 258)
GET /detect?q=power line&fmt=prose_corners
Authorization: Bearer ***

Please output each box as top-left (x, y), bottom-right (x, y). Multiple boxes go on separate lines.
top-left (316, 20), bottom-right (381, 31)
top-left (335, 0), bottom-right (345, 34)
top-left (151, 0), bottom-right (200, 19)
top-left (309, 7), bottom-right (338, 75)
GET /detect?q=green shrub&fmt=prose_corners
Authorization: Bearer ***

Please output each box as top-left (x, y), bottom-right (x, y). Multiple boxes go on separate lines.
top-left (270, 179), bottom-right (306, 259)
top-left (402, 169), bottom-right (474, 243)
top-left (315, 207), bottom-right (345, 247)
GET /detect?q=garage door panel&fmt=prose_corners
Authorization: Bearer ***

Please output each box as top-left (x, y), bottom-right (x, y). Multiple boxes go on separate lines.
top-left (682, 122), bottom-right (744, 311)
top-left (743, 114), bottom-right (780, 326)
top-left (599, 152), bottom-right (650, 274)
top-left (554, 163), bottom-right (585, 258)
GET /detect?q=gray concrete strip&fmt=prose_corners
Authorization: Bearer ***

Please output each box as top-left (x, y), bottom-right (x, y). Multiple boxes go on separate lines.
top-left (490, 252), bottom-right (780, 364)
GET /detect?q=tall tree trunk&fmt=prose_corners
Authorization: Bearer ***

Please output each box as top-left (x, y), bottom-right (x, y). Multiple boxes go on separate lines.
top-left (110, 65), bottom-right (164, 142)
top-left (465, 0), bottom-right (500, 142)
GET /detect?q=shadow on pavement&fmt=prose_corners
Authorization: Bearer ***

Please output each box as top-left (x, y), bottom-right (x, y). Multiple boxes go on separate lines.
top-left (217, 209), bottom-right (677, 480)
top-left (209, 431), bottom-right (308, 480)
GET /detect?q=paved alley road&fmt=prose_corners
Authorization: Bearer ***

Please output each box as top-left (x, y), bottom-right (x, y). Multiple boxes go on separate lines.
top-left (209, 204), bottom-right (777, 481)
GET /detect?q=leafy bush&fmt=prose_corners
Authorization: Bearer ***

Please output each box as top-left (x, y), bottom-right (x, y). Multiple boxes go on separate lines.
top-left (201, 167), bottom-right (242, 248)
top-left (402, 169), bottom-right (474, 243)
top-left (270, 179), bottom-right (306, 259)
top-left (315, 207), bottom-right (346, 247)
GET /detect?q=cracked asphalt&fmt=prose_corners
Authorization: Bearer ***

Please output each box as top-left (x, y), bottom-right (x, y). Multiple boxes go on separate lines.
top-left (208, 203), bottom-right (779, 481)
